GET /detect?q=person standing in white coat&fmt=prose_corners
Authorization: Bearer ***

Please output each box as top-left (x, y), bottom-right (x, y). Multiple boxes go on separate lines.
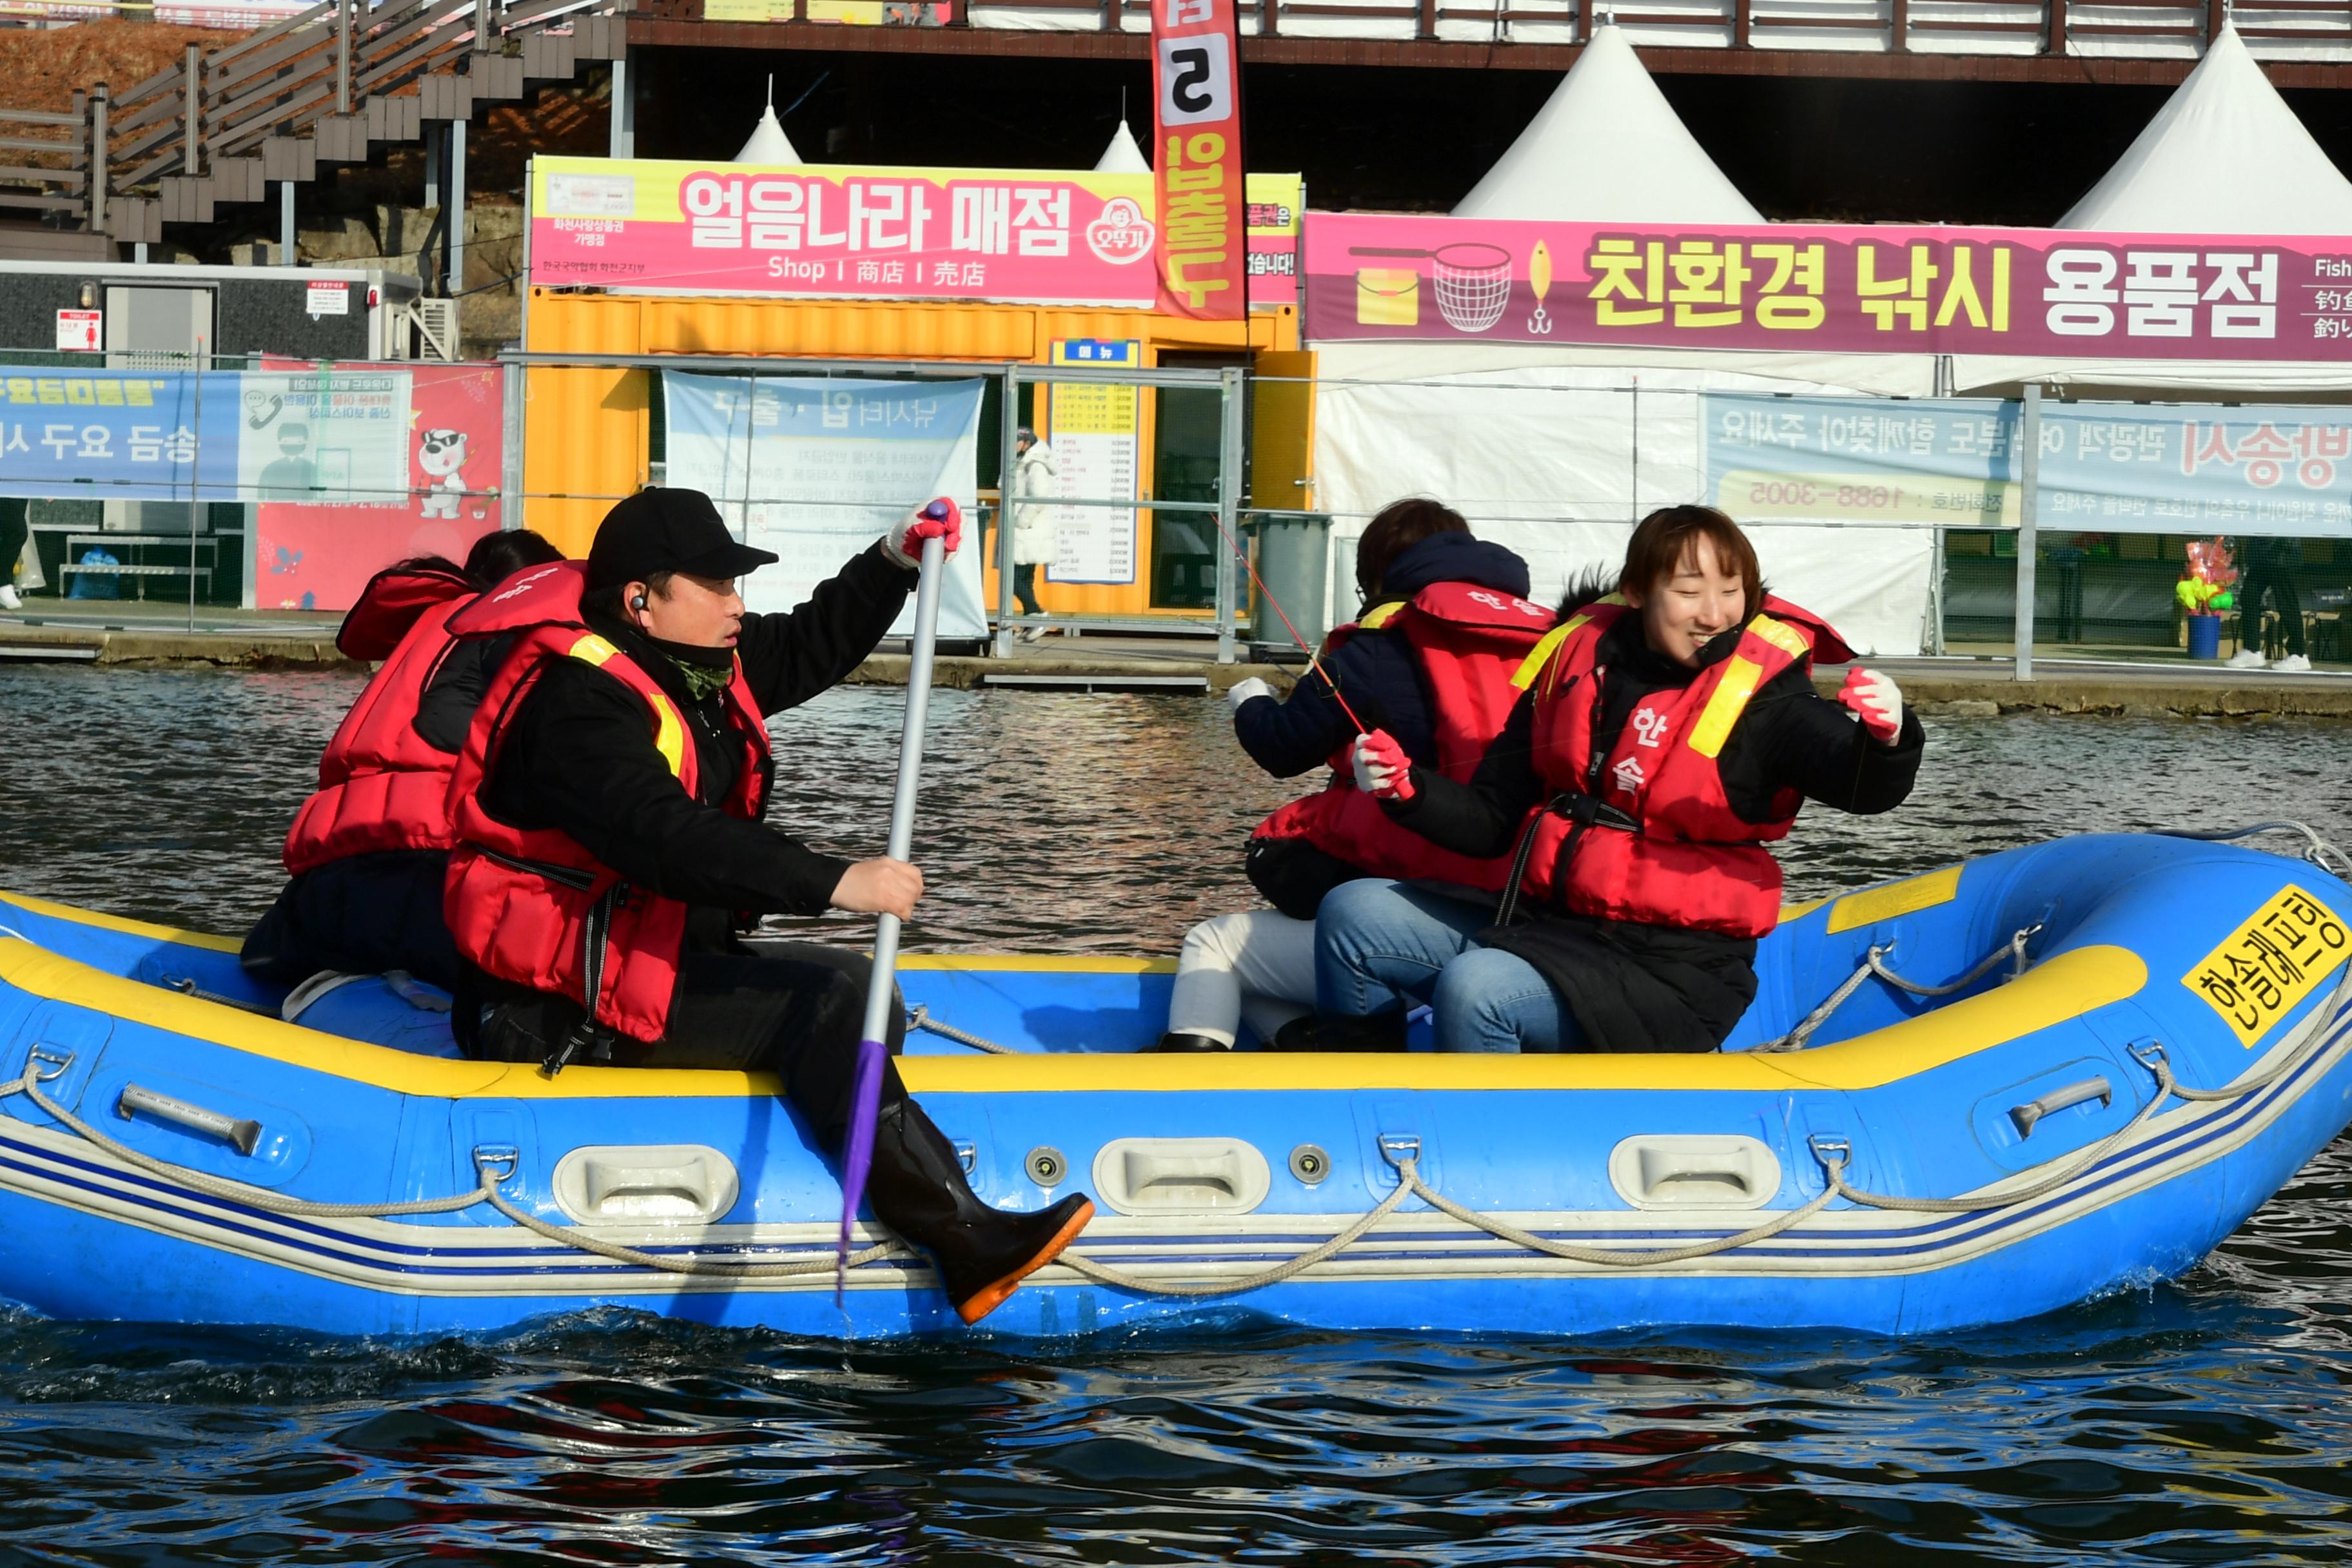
top-left (1009, 427), bottom-right (1060, 642)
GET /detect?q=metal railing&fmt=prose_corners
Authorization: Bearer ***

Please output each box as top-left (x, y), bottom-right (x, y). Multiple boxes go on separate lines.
top-left (0, 0), bottom-right (628, 241)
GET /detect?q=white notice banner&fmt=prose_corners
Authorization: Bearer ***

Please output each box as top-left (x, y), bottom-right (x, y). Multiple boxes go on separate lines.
top-left (1046, 338), bottom-right (1141, 585)
top-left (662, 371), bottom-right (988, 638)
top-left (237, 367), bottom-right (411, 504)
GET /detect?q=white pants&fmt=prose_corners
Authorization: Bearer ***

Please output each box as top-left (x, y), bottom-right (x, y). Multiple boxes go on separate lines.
top-left (1166, 910), bottom-right (1318, 1048)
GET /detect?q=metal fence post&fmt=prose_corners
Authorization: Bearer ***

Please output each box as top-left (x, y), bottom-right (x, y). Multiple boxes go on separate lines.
top-left (2015, 383), bottom-right (2041, 682)
top-left (500, 348), bottom-right (525, 531)
top-left (609, 57), bottom-right (634, 159)
top-left (183, 45), bottom-right (202, 177)
top-left (88, 83), bottom-right (108, 235)
top-left (447, 118), bottom-right (467, 296)
top-left (994, 364), bottom-right (1020, 658)
top-left (337, 0), bottom-right (354, 117)
top-left (1215, 364), bottom-right (1244, 665)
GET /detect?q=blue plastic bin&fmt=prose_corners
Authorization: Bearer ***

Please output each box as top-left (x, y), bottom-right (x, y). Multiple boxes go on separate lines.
top-left (2187, 612), bottom-right (2222, 660)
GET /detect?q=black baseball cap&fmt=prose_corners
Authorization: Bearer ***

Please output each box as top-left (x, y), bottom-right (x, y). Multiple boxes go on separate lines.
top-left (587, 487), bottom-right (778, 589)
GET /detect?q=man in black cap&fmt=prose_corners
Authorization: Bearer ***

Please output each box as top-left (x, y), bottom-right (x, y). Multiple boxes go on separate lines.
top-left (440, 487), bottom-right (1095, 1326)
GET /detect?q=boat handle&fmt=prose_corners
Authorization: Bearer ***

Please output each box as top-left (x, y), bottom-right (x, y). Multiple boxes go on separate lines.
top-left (2010, 1075), bottom-right (2112, 1139)
top-left (117, 1083), bottom-right (261, 1156)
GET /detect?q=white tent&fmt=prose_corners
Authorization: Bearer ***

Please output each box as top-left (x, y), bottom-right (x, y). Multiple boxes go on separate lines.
top-left (1451, 25), bottom-right (1763, 224)
top-left (1095, 120), bottom-right (1149, 174)
top-left (736, 79), bottom-right (803, 165)
top-left (2059, 22), bottom-right (2352, 234)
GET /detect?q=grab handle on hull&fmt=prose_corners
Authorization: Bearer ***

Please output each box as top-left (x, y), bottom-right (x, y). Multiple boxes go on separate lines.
top-left (2010, 1075), bottom-right (2113, 1139)
top-left (117, 1083), bottom-right (261, 1157)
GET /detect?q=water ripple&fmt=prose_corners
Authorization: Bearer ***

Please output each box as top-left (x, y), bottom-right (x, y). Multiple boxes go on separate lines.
top-left (3, 669), bottom-right (2351, 1562)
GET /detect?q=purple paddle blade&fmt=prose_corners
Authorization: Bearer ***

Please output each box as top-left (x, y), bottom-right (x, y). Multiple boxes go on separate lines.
top-left (835, 1032), bottom-right (890, 1303)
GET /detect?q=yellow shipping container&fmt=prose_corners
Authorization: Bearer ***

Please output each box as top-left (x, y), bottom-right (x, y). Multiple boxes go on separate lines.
top-left (522, 291), bottom-right (1311, 623)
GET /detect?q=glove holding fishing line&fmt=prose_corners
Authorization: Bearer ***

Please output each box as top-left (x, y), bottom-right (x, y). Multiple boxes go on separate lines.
top-left (1351, 729), bottom-right (1415, 801)
top-left (1838, 666), bottom-right (1904, 744)
top-left (1226, 676), bottom-right (1275, 716)
top-left (885, 498), bottom-right (963, 569)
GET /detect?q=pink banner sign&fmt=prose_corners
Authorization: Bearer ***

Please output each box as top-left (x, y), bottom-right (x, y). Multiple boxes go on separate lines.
top-left (530, 157), bottom-right (1302, 310)
top-left (254, 361), bottom-right (505, 614)
top-left (1306, 211), bottom-right (2352, 361)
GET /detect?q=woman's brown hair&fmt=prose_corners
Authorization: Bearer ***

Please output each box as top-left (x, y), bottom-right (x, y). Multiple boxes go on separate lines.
top-left (1620, 505), bottom-right (1761, 615)
top-left (1355, 497), bottom-right (1469, 602)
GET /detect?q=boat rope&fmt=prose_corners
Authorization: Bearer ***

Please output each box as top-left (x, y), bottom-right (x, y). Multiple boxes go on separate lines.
top-left (905, 1005), bottom-right (1015, 1055)
top-left (1755, 922), bottom-right (2041, 1055)
top-left (2161, 819), bottom-right (2352, 881)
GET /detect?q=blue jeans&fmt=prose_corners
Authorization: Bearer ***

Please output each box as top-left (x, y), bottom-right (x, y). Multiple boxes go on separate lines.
top-left (1314, 879), bottom-right (1583, 1054)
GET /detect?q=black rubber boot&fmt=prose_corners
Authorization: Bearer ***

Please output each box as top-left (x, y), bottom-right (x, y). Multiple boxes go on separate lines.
top-left (863, 1098), bottom-right (1095, 1325)
top-left (1271, 1011), bottom-right (1411, 1053)
top-left (1146, 1031), bottom-right (1231, 1052)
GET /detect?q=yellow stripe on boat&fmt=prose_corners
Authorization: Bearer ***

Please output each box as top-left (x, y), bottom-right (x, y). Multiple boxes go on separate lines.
top-left (0, 890), bottom-right (244, 954)
top-left (0, 937), bottom-right (2145, 1099)
top-left (1827, 867), bottom-right (1963, 934)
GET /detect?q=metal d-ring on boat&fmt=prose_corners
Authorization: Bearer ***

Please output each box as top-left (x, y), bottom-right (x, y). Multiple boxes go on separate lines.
top-left (0, 826), bottom-right (2347, 1340)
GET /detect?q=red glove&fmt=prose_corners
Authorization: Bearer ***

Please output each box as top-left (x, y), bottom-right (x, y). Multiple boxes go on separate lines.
top-left (1838, 665), bottom-right (1903, 744)
top-left (1351, 729), bottom-right (1415, 801)
top-left (885, 498), bottom-right (963, 568)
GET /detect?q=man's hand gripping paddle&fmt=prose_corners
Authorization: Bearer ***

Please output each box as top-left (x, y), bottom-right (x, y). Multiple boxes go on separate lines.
top-left (838, 499), bottom-right (955, 1302)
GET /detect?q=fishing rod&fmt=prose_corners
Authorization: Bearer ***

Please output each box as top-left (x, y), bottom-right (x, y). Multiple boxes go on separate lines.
top-left (1197, 504), bottom-right (1373, 737)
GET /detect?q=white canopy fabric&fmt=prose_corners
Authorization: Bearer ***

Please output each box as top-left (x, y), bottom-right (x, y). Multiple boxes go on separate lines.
top-left (1095, 121), bottom-right (1149, 173)
top-left (1309, 342), bottom-right (1939, 656)
top-left (2059, 23), bottom-right (2352, 234)
top-left (736, 105), bottom-right (801, 166)
top-left (1451, 25), bottom-right (1763, 224)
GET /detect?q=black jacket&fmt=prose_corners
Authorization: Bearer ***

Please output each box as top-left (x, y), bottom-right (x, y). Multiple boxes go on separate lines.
top-left (474, 541), bottom-right (917, 951)
top-left (1387, 603), bottom-right (1926, 1053)
top-left (1233, 531), bottom-right (1534, 777)
top-left (1233, 531), bottom-right (1534, 916)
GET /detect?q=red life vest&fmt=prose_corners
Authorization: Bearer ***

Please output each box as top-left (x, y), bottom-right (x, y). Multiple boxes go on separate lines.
top-left (441, 562), bottom-right (770, 1045)
top-left (1511, 593), bottom-right (1854, 939)
top-left (1250, 579), bottom-right (1556, 891)
top-left (282, 564), bottom-right (476, 876)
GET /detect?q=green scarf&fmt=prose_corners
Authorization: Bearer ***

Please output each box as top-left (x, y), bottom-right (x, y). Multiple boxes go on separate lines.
top-left (667, 654), bottom-right (734, 705)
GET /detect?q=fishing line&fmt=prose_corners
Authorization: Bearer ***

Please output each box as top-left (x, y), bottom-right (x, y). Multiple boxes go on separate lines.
top-left (1197, 505), bottom-right (1372, 736)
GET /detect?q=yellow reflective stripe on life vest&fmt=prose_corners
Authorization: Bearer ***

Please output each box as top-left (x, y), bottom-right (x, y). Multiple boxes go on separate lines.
top-left (1686, 654), bottom-right (1765, 760)
top-left (1357, 598), bottom-right (1407, 630)
top-left (564, 631), bottom-right (690, 780)
top-left (1749, 614), bottom-right (1812, 660)
top-left (1511, 594), bottom-right (1623, 691)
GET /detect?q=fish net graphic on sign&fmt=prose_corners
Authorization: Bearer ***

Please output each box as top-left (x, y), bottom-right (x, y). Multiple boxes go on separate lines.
top-left (1350, 242), bottom-right (1514, 332)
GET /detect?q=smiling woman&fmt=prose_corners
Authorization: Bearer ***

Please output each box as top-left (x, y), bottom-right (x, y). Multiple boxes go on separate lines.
top-left (1325, 504), bottom-right (1926, 1055)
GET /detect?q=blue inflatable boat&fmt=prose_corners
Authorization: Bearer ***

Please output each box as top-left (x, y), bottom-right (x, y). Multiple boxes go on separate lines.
top-left (1, 829), bottom-right (2347, 1340)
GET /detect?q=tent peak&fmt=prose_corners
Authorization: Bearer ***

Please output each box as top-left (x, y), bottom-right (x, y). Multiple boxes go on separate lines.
top-left (1451, 25), bottom-right (1763, 225)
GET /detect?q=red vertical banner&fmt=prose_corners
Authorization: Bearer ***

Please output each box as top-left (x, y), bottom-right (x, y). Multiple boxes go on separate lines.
top-left (1151, 0), bottom-right (1247, 321)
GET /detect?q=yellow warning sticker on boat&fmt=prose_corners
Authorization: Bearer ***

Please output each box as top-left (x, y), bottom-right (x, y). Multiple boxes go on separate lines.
top-left (2182, 885), bottom-right (2351, 1048)
top-left (1825, 866), bottom-right (1962, 934)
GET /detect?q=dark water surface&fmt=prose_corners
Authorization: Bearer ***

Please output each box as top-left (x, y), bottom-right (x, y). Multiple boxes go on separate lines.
top-left (3, 665), bottom-right (2351, 1563)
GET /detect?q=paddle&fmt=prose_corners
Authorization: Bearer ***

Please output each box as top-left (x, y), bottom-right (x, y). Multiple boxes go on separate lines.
top-left (836, 505), bottom-right (951, 1300)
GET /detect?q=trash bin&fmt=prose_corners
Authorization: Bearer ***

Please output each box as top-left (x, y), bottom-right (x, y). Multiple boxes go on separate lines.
top-left (1248, 513), bottom-right (1332, 660)
top-left (2187, 611), bottom-right (2222, 661)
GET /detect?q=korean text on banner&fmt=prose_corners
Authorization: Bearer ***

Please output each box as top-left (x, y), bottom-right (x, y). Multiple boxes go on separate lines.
top-left (1151, 0), bottom-right (1246, 321)
top-left (1306, 211), bottom-right (2352, 362)
top-left (0, 369), bottom-right (241, 502)
top-left (255, 361), bottom-right (503, 613)
top-left (1703, 391), bottom-right (2352, 537)
top-left (661, 372), bottom-right (989, 639)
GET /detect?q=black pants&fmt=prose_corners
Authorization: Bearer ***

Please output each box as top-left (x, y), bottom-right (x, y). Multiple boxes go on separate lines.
top-left (242, 850), bottom-right (462, 992)
top-left (2241, 556), bottom-right (2306, 656)
top-left (1013, 562), bottom-right (1043, 616)
top-left (471, 944), bottom-right (908, 1158)
top-left (0, 498), bottom-right (27, 589)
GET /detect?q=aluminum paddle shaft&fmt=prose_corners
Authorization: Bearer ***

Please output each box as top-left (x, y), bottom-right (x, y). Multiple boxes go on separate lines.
top-left (859, 529), bottom-right (946, 1043)
top-left (838, 528), bottom-right (947, 1291)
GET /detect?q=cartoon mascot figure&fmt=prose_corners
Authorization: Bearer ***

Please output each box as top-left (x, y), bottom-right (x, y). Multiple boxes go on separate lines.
top-left (417, 428), bottom-right (468, 520)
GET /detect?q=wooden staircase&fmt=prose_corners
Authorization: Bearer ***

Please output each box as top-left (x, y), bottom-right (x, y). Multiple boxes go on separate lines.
top-left (0, 0), bottom-right (629, 247)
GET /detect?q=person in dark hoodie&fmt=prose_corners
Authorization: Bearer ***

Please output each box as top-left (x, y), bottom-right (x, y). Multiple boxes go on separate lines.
top-left (1317, 504), bottom-right (1923, 1054)
top-left (1153, 498), bottom-right (1556, 1052)
top-left (438, 487), bottom-right (1093, 1326)
top-left (241, 527), bottom-right (567, 992)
